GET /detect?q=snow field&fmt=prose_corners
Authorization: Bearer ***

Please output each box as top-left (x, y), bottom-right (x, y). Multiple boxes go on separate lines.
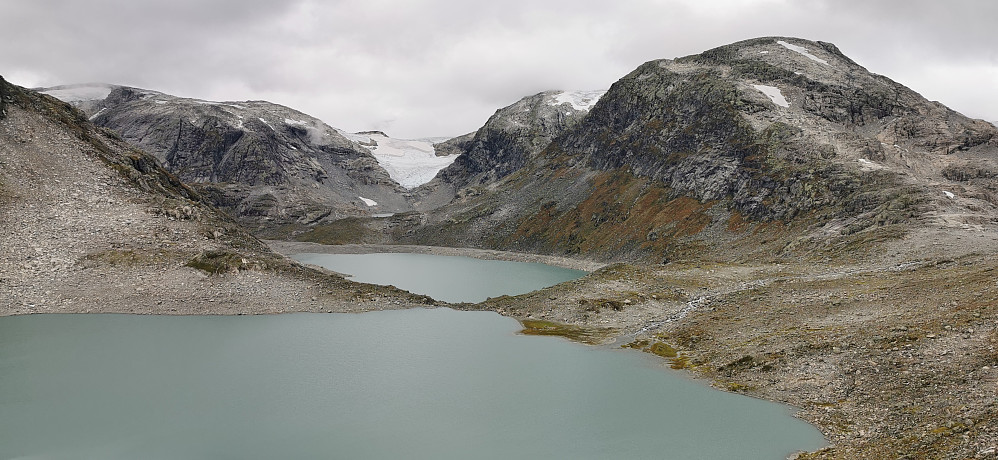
top-left (40, 84), bottom-right (115, 102)
top-left (344, 131), bottom-right (459, 189)
top-left (776, 40), bottom-right (829, 65)
top-left (752, 84), bottom-right (790, 108)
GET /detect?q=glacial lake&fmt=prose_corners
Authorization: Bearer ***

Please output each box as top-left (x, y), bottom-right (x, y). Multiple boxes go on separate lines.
top-left (0, 254), bottom-right (826, 459)
top-left (291, 252), bottom-right (589, 303)
top-left (0, 310), bottom-right (825, 460)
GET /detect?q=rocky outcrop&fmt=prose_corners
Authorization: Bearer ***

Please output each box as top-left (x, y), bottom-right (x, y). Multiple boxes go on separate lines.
top-left (39, 84), bottom-right (412, 227)
top-left (0, 76), bottom-right (8, 120)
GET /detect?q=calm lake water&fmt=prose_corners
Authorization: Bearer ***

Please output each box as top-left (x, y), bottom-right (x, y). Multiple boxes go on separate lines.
top-left (291, 252), bottom-right (589, 303)
top-left (0, 310), bottom-right (825, 460)
top-left (0, 254), bottom-right (827, 459)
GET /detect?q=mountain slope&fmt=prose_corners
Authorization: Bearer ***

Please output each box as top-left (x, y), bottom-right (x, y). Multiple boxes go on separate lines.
top-left (1, 77), bottom-right (429, 315)
top-left (398, 37), bottom-right (998, 262)
top-left (38, 84), bottom-right (413, 228)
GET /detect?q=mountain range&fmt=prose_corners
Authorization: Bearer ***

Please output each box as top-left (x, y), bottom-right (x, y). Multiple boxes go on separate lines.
top-left (6, 36), bottom-right (998, 458)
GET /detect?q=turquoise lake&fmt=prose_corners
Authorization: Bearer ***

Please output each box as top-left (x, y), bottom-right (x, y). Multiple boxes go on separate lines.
top-left (0, 253), bottom-right (827, 459)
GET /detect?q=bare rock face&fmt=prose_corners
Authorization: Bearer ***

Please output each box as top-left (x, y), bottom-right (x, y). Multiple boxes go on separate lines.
top-left (401, 37), bottom-right (998, 261)
top-left (38, 84), bottom-right (412, 227)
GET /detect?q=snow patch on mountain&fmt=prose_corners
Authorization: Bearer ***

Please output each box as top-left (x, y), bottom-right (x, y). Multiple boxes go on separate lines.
top-left (752, 84), bottom-right (790, 108)
top-left (777, 40), bottom-right (828, 65)
top-left (359, 196), bottom-right (378, 206)
top-left (551, 90), bottom-right (607, 111)
top-left (39, 83), bottom-right (115, 102)
top-left (88, 108), bottom-right (107, 120)
top-left (192, 100), bottom-right (247, 110)
top-left (345, 131), bottom-right (459, 189)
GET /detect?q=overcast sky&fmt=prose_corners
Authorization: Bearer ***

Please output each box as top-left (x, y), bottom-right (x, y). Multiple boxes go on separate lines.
top-left (2, 0), bottom-right (996, 138)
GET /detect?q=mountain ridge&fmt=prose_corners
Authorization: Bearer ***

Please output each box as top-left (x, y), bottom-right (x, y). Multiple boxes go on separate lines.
top-left (0, 76), bottom-right (432, 316)
top-left (36, 83), bottom-right (420, 229)
top-left (379, 36), bottom-right (998, 263)
top-left (7, 35), bottom-right (998, 458)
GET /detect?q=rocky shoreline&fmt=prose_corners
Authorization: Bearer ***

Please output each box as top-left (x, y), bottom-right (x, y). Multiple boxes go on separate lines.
top-left (275, 237), bottom-right (997, 459)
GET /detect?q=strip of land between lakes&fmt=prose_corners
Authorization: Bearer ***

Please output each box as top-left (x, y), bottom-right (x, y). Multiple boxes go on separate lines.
top-left (265, 241), bottom-right (607, 272)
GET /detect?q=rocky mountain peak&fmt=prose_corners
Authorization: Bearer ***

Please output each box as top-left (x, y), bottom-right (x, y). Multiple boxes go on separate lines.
top-left (37, 83), bottom-right (414, 228)
top-left (398, 37), bottom-right (998, 262)
top-left (411, 89), bottom-right (606, 210)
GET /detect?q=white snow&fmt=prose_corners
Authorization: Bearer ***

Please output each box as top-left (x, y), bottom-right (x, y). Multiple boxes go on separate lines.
top-left (155, 100), bottom-right (169, 104)
top-left (258, 118), bottom-right (274, 130)
top-left (338, 130), bottom-right (373, 144)
top-left (358, 196), bottom-right (377, 207)
top-left (40, 84), bottom-right (114, 102)
top-left (192, 100), bottom-right (247, 110)
top-left (284, 118), bottom-right (307, 126)
top-left (752, 84), bottom-right (790, 108)
top-left (552, 90), bottom-right (607, 111)
top-left (858, 158), bottom-right (874, 165)
top-left (88, 108), bottom-right (107, 121)
top-left (759, 51), bottom-right (769, 54)
top-left (943, 191), bottom-right (956, 199)
top-left (345, 131), bottom-right (459, 189)
top-left (777, 40), bottom-right (828, 65)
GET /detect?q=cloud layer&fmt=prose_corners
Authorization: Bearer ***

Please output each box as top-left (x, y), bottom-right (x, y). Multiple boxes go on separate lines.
top-left (3, 0), bottom-right (996, 138)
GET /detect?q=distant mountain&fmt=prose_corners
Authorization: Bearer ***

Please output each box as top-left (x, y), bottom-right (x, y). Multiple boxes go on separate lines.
top-left (0, 77), bottom-right (296, 312)
top-left (393, 37), bottom-right (998, 262)
top-left (36, 84), bottom-right (418, 229)
top-left (412, 90), bottom-right (605, 210)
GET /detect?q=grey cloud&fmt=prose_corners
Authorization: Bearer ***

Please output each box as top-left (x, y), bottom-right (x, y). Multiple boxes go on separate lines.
top-left (2, 0), bottom-right (996, 138)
